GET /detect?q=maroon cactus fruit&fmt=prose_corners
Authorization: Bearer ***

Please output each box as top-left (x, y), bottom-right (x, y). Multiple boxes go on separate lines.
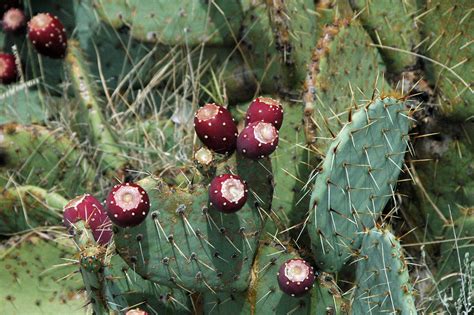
top-left (237, 121), bottom-right (279, 159)
top-left (2, 8), bottom-right (25, 33)
top-left (194, 103), bottom-right (238, 154)
top-left (106, 182), bottom-right (150, 227)
top-left (0, 53), bottom-right (17, 84)
top-left (209, 174), bottom-right (248, 213)
top-left (245, 97), bottom-right (284, 129)
top-left (277, 258), bottom-right (316, 297)
top-left (27, 13), bottom-right (67, 59)
top-left (63, 194), bottom-right (113, 245)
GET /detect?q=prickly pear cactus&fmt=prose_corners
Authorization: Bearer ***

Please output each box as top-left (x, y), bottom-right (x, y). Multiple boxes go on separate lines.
top-left (308, 96), bottom-right (411, 272)
top-left (0, 0), bottom-right (472, 314)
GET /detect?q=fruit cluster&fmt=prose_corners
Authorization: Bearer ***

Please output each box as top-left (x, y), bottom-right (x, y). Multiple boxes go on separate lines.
top-left (1, 5), bottom-right (67, 84)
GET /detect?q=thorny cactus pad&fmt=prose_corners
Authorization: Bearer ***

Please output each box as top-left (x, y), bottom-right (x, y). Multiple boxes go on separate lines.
top-left (308, 97), bottom-right (411, 272)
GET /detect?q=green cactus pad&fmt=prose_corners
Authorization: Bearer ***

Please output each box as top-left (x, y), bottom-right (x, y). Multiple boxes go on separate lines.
top-left (66, 41), bottom-right (127, 176)
top-left (0, 124), bottom-right (96, 198)
top-left (0, 235), bottom-right (86, 315)
top-left (308, 97), bottom-right (411, 272)
top-left (352, 227), bottom-right (416, 314)
top-left (240, 0), bottom-right (317, 92)
top-left (72, 220), bottom-right (193, 314)
top-left (420, 0), bottom-right (474, 120)
top-left (0, 185), bottom-right (66, 234)
top-left (203, 239), bottom-right (348, 314)
top-left (268, 100), bottom-right (315, 237)
top-left (303, 19), bottom-right (389, 153)
top-left (0, 88), bottom-right (53, 125)
top-left (114, 155), bottom-right (273, 292)
top-left (94, 0), bottom-right (244, 46)
top-left (350, 0), bottom-right (420, 73)
top-left (410, 120), bottom-right (474, 236)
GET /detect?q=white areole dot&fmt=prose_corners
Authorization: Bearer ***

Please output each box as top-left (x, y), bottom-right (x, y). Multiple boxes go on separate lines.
top-left (254, 122), bottom-right (277, 144)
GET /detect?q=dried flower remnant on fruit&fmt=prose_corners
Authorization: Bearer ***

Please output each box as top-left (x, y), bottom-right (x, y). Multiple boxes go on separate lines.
top-left (2, 7), bottom-right (25, 33)
top-left (237, 122), bottom-right (279, 159)
top-left (209, 174), bottom-right (248, 213)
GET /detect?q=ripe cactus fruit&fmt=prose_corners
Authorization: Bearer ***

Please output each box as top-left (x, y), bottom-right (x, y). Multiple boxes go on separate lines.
top-left (106, 182), bottom-right (150, 227)
top-left (63, 194), bottom-right (112, 245)
top-left (209, 173), bottom-right (248, 213)
top-left (2, 7), bottom-right (25, 33)
top-left (277, 258), bottom-right (316, 297)
top-left (27, 13), bottom-right (67, 59)
top-left (194, 103), bottom-right (238, 154)
top-left (237, 121), bottom-right (279, 159)
top-left (0, 53), bottom-right (17, 84)
top-left (246, 97), bottom-right (284, 129)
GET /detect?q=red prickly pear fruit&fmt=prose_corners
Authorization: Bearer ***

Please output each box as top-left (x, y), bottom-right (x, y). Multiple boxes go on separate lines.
top-left (106, 182), bottom-right (150, 228)
top-left (2, 7), bottom-right (25, 33)
top-left (277, 258), bottom-right (316, 297)
top-left (194, 103), bottom-right (238, 154)
top-left (63, 194), bottom-right (113, 245)
top-left (27, 13), bottom-right (67, 59)
top-left (0, 53), bottom-right (17, 84)
top-left (126, 309), bottom-right (149, 315)
top-left (237, 121), bottom-right (279, 159)
top-left (245, 97), bottom-right (284, 130)
top-left (209, 174), bottom-right (248, 213)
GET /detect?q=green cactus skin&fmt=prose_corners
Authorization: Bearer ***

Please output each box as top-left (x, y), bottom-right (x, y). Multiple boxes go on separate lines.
top-left (303, 19), bottom-right (389, 153)
top-left (352, 227), bottom-right (417, 314)
top-left (350, 0), bottom-right (421, 74)
top-left (0, 185), bottom-right (66, 234)
top-left (66, 40), bottom-right (128, 176)
top-left (114, 155), bottom-right (273, 292)
top-left (239, 0), bottom-right (317, 93)
top-left (265, 0), bottom-right (317, 88)
top-left (0, 235), bottom-right (86, 315)
top-left (0, 88), bottom-right (54, 125)
top-left (94, 0), bottom-right (244, 46)
top-left (420, 0), bottom-right (473, 121)
top-left (308, 97), bottom-right (411, 272)
top-left (203, 239), bottom-right (348, 314)
top-left (266, 99), bottom-right (315, 238)
top-left (0, 124), bottom-right (96, 198)
top-left (409, 120), bottom-right (474, 237)
top-left (73, 220), bottom-right (193, 314)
